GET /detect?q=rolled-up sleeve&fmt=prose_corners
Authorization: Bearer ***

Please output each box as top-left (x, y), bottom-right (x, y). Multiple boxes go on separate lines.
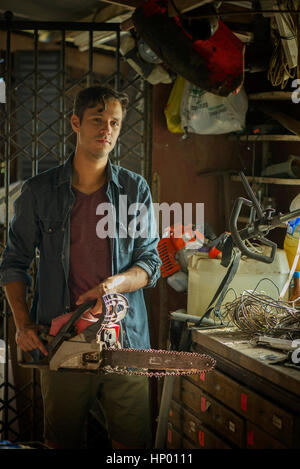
top-left (0, 181), bottom-right (41, 287)
top-left (131, 180), bottom-right (161, 289)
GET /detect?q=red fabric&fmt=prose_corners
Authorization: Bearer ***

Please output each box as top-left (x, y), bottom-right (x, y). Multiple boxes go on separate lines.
top-left (49, 184), bottom-right (112, 337)
top-left (68, 184), bottom-right (112, 311)
top-left (192, 21), bottom-right (244, 90)
top-left (140, 2), bottom-right (244, 93)
top-left (142, 0), bottom-right (167, 16)
top-left (49, 309), bottom-right (103, 336)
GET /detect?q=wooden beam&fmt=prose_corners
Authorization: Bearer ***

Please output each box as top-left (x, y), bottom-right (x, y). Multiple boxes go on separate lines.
top-left (257, 102), bottom-right (300, 136)
top-left (0, 32), bottom-right (127, 76)
top-left (168, 0), bottom-right (215, 15)
top-left (98, 0), bottom-right (141, 9)
top-left (72, 12), bottom-right (132, 52)
top-left (40, 5), bottom-right (131, 46)
top-left (229, 134), bottom-right (300, 141)
top-left (100, 0), bottom-right (215, 14)
top-left (249, 91), bottom-right (293, 101)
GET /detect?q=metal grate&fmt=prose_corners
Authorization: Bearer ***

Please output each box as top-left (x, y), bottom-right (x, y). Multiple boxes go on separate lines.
top-left (0, 20), bottom-right (153, 445)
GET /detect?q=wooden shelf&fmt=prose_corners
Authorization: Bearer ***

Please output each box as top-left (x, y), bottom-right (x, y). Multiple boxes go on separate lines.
top-left (231, 175), bottom-right (300, 185)
top-left (248, 91), bottom-right (293, 101)
top-left (229, 134), bottom-right (300, 141)
top-left (237, 216), bottom-right (287, 228)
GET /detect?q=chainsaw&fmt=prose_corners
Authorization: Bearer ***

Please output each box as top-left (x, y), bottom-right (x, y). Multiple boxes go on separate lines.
top-left (17, 293), bottom-right (215, 378)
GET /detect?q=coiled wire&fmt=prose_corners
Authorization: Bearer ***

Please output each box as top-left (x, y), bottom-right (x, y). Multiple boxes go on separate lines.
top-left (225, 287), bottom-right (300, 339)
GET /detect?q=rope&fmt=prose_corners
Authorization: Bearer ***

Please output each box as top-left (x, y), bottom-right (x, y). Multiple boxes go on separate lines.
top-left (268, 0), bottom-right (299, 88)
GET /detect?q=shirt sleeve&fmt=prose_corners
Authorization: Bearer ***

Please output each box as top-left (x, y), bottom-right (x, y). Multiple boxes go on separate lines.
top-left (130, 179), bottom-right (161, 289)
top-left (0, 180), bottom-right (41, 287)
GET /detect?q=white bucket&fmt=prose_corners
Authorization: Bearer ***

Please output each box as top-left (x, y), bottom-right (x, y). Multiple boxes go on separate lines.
top-left (187, 248), bottom-right (290, 317)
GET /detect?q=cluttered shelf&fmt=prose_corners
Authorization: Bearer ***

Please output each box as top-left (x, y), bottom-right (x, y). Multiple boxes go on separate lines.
top-left (191, 326), bottom-right (300, 397)
top-left (166, 325), bottom-right (300, 449)
top-left (231, 175), bottom-right (300, 185)
top-left (227, 90), bottom-right (300, 142)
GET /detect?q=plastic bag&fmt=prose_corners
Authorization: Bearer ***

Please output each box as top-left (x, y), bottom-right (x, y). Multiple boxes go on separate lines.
top-left (164, 75), bottom-right (186, 133)
top-left (180, 81), bottom-right (248, 135)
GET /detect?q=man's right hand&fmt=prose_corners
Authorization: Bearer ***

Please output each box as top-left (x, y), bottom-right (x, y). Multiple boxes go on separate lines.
top-left (16, 324), bottom-right (48, 356)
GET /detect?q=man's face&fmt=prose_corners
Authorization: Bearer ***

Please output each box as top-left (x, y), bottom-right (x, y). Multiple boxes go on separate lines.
top-left (71, 98), bottom-right (123, 160)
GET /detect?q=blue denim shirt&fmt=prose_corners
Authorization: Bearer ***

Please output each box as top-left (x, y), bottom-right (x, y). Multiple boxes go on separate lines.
top-left (0, 154), bottom-right (161, 350)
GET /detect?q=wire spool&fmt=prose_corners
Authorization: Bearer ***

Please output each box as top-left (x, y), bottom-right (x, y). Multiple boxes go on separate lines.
top-left (225, 289), bottom-right (300, 339)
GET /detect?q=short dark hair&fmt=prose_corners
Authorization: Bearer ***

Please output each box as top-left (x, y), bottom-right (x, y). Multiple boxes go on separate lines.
top-left (73, 85), bottom-right (129, 122)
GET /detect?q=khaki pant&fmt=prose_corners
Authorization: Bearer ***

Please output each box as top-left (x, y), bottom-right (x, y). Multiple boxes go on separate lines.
top-left (40, 369), bottom-right (151, 448)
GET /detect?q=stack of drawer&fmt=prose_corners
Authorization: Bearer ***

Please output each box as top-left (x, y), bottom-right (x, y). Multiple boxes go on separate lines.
top-left (167, 368), bottom-right (295, 449)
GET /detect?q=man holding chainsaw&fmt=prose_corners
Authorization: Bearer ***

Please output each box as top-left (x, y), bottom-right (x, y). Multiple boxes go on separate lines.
top-left (0, 85), bottom-right (161, 449)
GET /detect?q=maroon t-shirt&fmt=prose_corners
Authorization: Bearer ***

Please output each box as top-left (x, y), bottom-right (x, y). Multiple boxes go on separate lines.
top-left (68, 184), bottom-right (111, 310)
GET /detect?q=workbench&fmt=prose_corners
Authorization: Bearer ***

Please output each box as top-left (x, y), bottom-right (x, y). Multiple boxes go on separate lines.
top-left (166, 326), bottom-right (300, 449)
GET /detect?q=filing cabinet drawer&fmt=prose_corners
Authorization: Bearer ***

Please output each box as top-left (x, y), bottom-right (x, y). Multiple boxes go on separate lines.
top-left (168, 400), bottom-right (232, 449)
top-left (166, 424), bottom-right (197, 449)
top-left (246, 422), bottom-right (287, 449)
top-left (188, 369), bottom-right (294, 446)
top-left (173, 377), bottom-right (244, 447)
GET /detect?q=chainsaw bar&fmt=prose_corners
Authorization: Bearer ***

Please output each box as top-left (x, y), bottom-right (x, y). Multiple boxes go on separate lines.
top-left (100, 347), bottom-right (216, 378)
top-left (18, 293), bottom-right (216, 378)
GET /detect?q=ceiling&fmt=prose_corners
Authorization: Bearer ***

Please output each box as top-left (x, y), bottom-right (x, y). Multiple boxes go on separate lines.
top-left (0, 1), bottom-right (263, 51)
top-left (0, 1), bottom-right (118, 22)
top-left (0, 0), bottom-right (298, 92)
top-left (0, 1), bottom-right (225, 22)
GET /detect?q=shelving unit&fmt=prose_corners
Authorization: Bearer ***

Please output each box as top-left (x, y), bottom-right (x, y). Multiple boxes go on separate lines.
top-left (229, 90), bottom-right (300, 141)
top-left (231, 175), bottom-right (300, 186)
top-left (231, 135), bottom-right (300, 142)
top-left (229, 176), bottom-right (300, 227)
top-left (248, 92), bottom-right (293, 101)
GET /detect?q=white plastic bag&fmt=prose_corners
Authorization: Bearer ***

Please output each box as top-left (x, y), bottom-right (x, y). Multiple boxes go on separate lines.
top-left (180, 81), bottom-right (248, 135)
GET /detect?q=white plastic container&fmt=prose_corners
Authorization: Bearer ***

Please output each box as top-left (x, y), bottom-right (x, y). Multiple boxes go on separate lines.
top-left (187, 248), bottom-right (290, 317)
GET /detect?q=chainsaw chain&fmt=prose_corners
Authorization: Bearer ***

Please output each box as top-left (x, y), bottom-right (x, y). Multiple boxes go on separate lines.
top-left (101, 348), bottom-right (216, 378)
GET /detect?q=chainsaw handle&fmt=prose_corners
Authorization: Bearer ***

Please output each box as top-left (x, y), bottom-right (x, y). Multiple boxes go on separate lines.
top-left (17, 346), bottom-right (49, 368)
top-left (229, 197), bottom-right (277, 264)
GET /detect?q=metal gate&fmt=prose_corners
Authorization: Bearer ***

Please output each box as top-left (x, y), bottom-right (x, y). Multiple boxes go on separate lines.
top-left (0, 18), bottom-right (153, 445)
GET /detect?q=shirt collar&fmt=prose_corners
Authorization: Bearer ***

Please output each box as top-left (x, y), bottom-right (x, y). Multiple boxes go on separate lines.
top-left (55, 152), bottom-right (122, 189)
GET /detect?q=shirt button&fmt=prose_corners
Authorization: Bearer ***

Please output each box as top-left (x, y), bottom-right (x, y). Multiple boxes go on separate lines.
top-left (48, 228), bottom-right (52, 232)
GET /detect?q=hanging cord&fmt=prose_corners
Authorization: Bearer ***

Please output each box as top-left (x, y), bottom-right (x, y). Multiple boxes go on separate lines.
top-left (268, 0), bottom-right (299, 88)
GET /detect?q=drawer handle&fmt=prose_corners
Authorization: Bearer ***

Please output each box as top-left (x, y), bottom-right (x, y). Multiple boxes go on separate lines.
top-left (272, 414), bottom-right (283, 430)
top-left (189, 421), bottom-right (197, 433)
top-left (229, 420), bottom-right (236, 433)
top-left (201, 396), bottom-right (211, 412)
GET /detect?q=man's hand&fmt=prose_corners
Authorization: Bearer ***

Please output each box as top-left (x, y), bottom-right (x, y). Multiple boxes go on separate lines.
top-left (75, 267), bottom-right (149, 315)
top-left (75, 276), bottom-right (118, 315)
top-left (16, 324), bottom-right (48, 356)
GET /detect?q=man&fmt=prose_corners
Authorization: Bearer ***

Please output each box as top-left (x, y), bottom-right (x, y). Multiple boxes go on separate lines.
top-left (0, 85), bottom-right (161, 449)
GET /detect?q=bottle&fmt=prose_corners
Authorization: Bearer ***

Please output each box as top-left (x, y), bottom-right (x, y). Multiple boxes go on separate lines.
top-left (290, 271), bottom-right (300, 304)
top-left (284, 217), bottom-right (300, 271)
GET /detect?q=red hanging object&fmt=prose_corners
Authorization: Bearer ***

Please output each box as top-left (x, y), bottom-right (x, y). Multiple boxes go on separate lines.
top-left (132, 0), bottom-right (245, 96)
